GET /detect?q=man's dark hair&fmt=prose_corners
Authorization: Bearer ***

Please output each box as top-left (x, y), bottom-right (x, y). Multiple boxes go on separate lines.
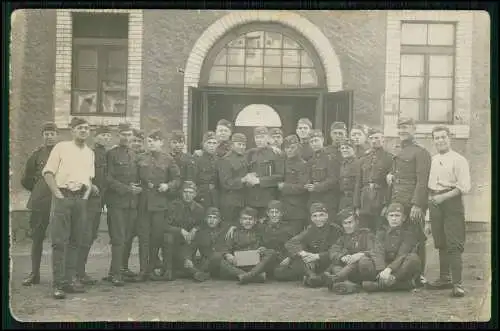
top-left (431, 125), bottom-right (451, 138)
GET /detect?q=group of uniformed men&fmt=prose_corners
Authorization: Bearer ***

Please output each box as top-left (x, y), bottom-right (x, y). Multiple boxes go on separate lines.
top-left (21, 115), bottom-right (471, 301)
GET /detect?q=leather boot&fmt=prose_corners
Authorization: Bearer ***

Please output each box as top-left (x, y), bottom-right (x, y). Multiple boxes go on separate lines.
top-left (239, 253), bottom-right (276, 284)
top-left (22, 272), bottom-right (40, 286)
top-left (220, 259), bottom-right (245, 280)
top-left (362, 280), bottom-right (383, 292)
top-left (331, 280), bottom-right (361, 295)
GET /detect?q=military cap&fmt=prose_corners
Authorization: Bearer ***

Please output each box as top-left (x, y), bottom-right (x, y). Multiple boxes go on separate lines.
top-left (169, 130), bottom-right (185, 142)
top-left (41, 122), bottom-right (58, 133)
top-left (267, 200), bottom-right (283, 211)
top-left (254, 126), bottom-right (269, 136)
top-left (203, 131), bottom-right (217, 143)
top-left (118, 122), bottom-right (132, 132)
top-left (133, 128), bottom-right (145, 139)
top-left (339, 139), bottom-right (355, 149)
top-left (69, 117), bottom-right (88, 128)
top-left (330, 121), bottom-right (347, 131)
top-left (269, 128), bottom-right (283, 136)
top-left (206, 207), bottom-right (221, 217)
top-left (350, 123), bottom-right (367, 135)
top-left (148, 129), bottom-right (163, 141)
top-left (310, 202), bottom-right (328, 214)
top-left (182, 180), bottom-right (197, 191)
top-left (367, 127), bottom-right (383, 137)
top-left (231, 133), bottom-right (247, 143)
top-left (283, 134), bottom-right (299, 148)
top-left (217, 119), bottom-right (233, 130)
top-left (95, 125), bottom-right (111, 136)
top-left (336, 207), bottom-right (356, 223)
top-left (297, 118), bottom-right (313, 128)
top-left (397, 117), bottom-right (415, 127)
top-left (386, 202), bottom-right (405, 214)
top-left (309, 129), bottom-right (324, 139)
top-left (240, 206), bottom-right (258, 219)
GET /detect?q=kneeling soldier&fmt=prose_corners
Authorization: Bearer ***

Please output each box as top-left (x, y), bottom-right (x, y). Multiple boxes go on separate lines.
top-left (274, 202), bottom-right (342, 287)
top-left (362, 203), bottom-right (421, 292)
top-left (323, 208), bottom-right (376, 294)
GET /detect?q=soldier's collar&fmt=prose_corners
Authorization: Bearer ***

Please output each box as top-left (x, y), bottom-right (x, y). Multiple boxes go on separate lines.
top-left (401, 139), bottom-right (415, 148)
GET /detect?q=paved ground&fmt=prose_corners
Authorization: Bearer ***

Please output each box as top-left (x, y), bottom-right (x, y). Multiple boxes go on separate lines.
top-left (9, 232), bottom-right (491, 322)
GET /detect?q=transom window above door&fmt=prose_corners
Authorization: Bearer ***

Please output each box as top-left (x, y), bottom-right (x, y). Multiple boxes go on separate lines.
top-left (203, 26), bottom-right (325, 89)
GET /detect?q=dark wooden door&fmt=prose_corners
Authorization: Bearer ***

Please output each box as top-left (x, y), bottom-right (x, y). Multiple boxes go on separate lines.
top-left (187, 86), bottom-right (205, 153)
top-left (323, 90), bottom-right (354, 144)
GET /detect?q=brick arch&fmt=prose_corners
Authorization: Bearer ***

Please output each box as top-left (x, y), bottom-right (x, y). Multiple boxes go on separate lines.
top-left (182, 11), bottom-right (343, 138)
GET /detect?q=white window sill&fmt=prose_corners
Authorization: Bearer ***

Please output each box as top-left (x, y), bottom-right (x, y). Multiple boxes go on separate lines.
top-left (384, 123), bottom-right (470, 139)
top-left (55, 115), bottom-right (134, 128)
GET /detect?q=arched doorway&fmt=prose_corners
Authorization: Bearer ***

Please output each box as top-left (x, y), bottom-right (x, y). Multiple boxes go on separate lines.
top-left (234, 104), bottom-right (282, 148)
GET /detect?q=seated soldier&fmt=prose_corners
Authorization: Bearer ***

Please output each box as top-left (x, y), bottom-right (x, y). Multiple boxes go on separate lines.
top-left (274, 202), bottom-right (343, 288)
top-left (362, 202), bottom-right (421, 292)
top-left (323, 208), bottom-right (377, 295)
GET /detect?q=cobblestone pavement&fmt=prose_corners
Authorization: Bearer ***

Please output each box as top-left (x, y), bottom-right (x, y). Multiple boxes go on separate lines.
top-left (8, 232), bottom-right (491, 322)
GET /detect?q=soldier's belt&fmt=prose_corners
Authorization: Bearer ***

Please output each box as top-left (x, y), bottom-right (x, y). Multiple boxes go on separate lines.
top-left (429, 188), bottom-right (454, 195)
top-left (59, 186), bottom-right (87, 198)
top-left (394, 178), bottom-right (417, 185)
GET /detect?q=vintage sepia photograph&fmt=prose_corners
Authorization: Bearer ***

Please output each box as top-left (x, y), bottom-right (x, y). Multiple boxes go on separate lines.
top-left (8, 9), bottom-right (491, 322)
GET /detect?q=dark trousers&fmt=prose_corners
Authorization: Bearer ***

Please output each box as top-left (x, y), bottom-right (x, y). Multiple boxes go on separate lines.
top-left (28, 207), bottom-right (51, 275)
top-left (196, 253), bottom-right (227, 276)
top-left (328, 256), bottom-right (377, 283)
top-left (390, 253), bottom-right (421, 282)
top-left (50, 196), bottom-right (87, 288)
top-left (220, 205), bottom-right (242, 226)
top-left (76, 196), bottom-right (103, 277)
top-left (164, 232), bottom-right (193, 273)
top-left (137, 210), bottom-right (166, 274)
top-left (122, 212), bottom-right (139, 270)
top-left (429, 194), bottom-right (465, 284)
top-left (274, 256), bottom-right (330, 281)
top-left (107, 207), bottom-right (137, 276)
top-left (401, 204), bottom-right (427, 277)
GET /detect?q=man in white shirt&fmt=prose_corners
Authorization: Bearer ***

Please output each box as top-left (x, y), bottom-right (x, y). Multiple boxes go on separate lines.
top-left (42, 117), bottom-right (97, 299)
top-left (425, 126), bottom-right (471, 298)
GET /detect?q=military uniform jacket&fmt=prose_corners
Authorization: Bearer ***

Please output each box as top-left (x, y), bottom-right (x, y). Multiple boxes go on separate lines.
top-left (324, 143), bottom-right (342, 162)
top-left (354, 147), bottom-right (393, 214)
top-left (298, 139), bottom-right (314, 162)
top-left (138, 151), bottom-right (181, 211)
top-left (354, 145), bottom-right (369, 159)
top-left (390, 140), bottom-right (432, 209)
top-left (328, 228), bottom-right (375, 265)
top-left (372, 224), bottom-right (418, 272)
top-left (259, 222), bottom-right (296, 255)
top-left (170, 151), bottom-right (196, 194)
top-left (106, 145), bottom-right (141, 209)
top-left (246, 146), bottom-right (285, 208)
top-left (92, 144), bottom-right (107, 192)
top-left (225, 226), bottom-right (261, 253)
top-left (216, 140), bottom-right (232, 159)
top-left (285, 224), bottom-right (342, 260)
top-left (218, 151), bottom-right (248, 207)
top-left (194, 152), bottom-right (219, 208)
top-left (192, 223), bottom-right (231, 259)
top-left (166, 199), bottom-right (205, 234)
top-left (307, 149), bottom-right (340, 205)
top-left (22, 145), bottom-right (54, 211)
top-left (280, 155), bottom-right (310, 221)
top-left (339, 156), bottom-right (361, 195)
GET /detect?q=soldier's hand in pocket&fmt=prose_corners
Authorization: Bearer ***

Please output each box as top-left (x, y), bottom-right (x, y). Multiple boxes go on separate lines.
top-left (225, 226), bottom-right (237, 240)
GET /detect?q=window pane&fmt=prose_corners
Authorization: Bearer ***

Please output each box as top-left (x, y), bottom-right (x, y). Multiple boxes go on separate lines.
top-left (399, 99), bottom-right (421, 121)
top-left (102, 90), bottom-right (126, 114)
top-left (214, 49), bottom-right (227, 66)
top-left (428, 100), bottom-right (452, 122)
top-left (103, 70), bottom-right (127, 89)
top-left (73, 91), bottom-right (97, 113)
top-left (264, 31), bottom-right (282, 48)
top-left (401, 23), bottom-right (428, 45)
top-left (246, 31), bottom-right (264, 48)
top-left (400, 77), bottom-right (424, 98)
top-left (429, 78), bottom-right (453, 99)
top-left (245, 67), bottom-right (263, 86)
top-left (264, 49), bottom-right (281, 67)
top-left (77, 49), bottom-right (97, 68)
top-left (401, 54), bottom-right (425, 76)
top-left (283, 50), bottom-right (300, 67)
top-left (263, 67), bottom-right (282, 86)
top-left (107, 49), bottom-right (127, 69)
top-left (76, 69), bottom-right (98, 90)
top-left (428, 24), bottom-right (455, 46)
top-left (209, 67), bottom-right (226, 84)
top-left (227, 48), bottom-right (245, 66)
top-left (301, 50), bottom-right (314, 67)
top-left (301, 68), bottom-right (318, 87)
top-left (283, 36), bottom-right (300, 49)
top-left (228, 35), bottom-right (245, 48)
top-left (429, 55), bottom-right (454, 77)
top-left (282, 68), bottom-right (299, 86)
top-left (227, 67), bottom-right (244, 85)
top-left (246, 49), bottom-right (263, 66)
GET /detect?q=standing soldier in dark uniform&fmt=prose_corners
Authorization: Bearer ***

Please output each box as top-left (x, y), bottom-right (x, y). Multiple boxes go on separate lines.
top-left (21, 122), bottom-right (59, 286)
top-left (305, 130), bottom-right (340, 219)
top-left (337, 139), bottom-right (361, 217)
top-left (245, 127), bottom-right (284, 220)
top-left (350, 124), bottom-right (369, 159)
top-left (136, 130), bottom-right (181, 281)
top-left (194, 131), bottom-right (219, 210)
top-left (105, 123), bottom-right (142, 286)
top-left (386, 117), bottom-right (431, 286)
top-left (278, 135), bottom-right (310, 234)
top-left (354, 128), bottom-right (393, 231)
top-left (324, 121), bottom-right (348, 161)
top-left (295, 118), bottom-right (314, 162)
top-left (269, 128), bottom-right (284, 154)
top-left (169, 130), bottom-right (196, 198)
top-left (76, 125), bottom-right (111, 285)
top-left (218, 133), bottom-right (250, 225)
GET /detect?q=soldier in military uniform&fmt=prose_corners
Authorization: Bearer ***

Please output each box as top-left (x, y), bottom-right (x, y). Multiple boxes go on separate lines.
top-left (274, 203), bottom-right (343, 287)
top-left (169, 130), bottom-right (196, 198)
top-left (105, 123), bottom-right (142, 286)
top-left (350, 124), bottom-right (369, 158)
top-left (305, 130), bottom-right (340, 220)
top-left (130, 129), bottom-right (146, 154)
top-left (76, 125), bottom-right (111, 285)
top-left (269, 127), bottom-right (284, 153)
top-left (362, 203), bottom-right (421, 292)
top-left (217, 133), bottom-right (251, 225)
top-left (386, 117), bottom-right (431, 286)
top-left (323, 207), bottom-right (376, 294)
top-left (324, 121), bottom-right (348, 161)
top-left (245, 126), bottom-right (285, 220)
top-left (194, 131), bottom-right (219, 210)
top-left (21, 122), bottom-right (59, 286)
top-left (215, 119), bottom-right (234, 158)
top-left (136, 130), bottom-right (181, 282)
top-left (278, 135), bottom-right (310, 234)
top-left (295, 118), bottom-right (314, 162)
top-left (354, 128), bottom-right (393, 231)
top-left (337, 139), bottom-right (362, 217)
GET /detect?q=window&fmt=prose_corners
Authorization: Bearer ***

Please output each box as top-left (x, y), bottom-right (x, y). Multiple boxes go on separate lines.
top-left (204, 28), bottom-right (323, 88)
top-left (71, 13), bottom-right (129, 116)
top-left (399, 22), bottom-right (456, 123)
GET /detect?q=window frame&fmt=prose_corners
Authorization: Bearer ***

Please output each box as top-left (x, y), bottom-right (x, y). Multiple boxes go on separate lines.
top-left (399, 21), bottom-right (457, 124)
